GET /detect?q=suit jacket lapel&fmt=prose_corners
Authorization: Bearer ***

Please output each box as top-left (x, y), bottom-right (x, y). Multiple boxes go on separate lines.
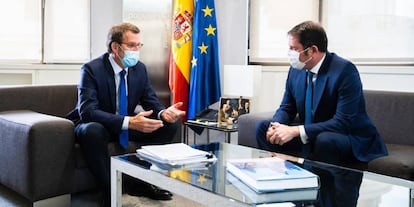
top-left (103, 55), bottom-right (117, 112)
top-left (127, 67), bottom-right (139, 113)
top-left (107, 75), bottom-right (116, 112)
top-left (313, 74), bottom-right (327, 112)
top-left (313, 53), bottom-right (332, 112)
top-left (297, 71), bottom-right (307, 116)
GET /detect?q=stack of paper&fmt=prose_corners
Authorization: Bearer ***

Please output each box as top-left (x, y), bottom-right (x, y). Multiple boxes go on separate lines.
top-left (136, 143), bottom-right (216, 169)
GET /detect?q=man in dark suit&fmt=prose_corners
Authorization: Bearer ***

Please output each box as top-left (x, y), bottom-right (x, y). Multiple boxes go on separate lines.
top-left (68, 22), bottom-right (185, 206)
top-left (256, 21), bottom-right (388, 207)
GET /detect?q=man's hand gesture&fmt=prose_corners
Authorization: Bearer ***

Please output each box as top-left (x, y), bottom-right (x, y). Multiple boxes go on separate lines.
top-left (129, 110), bottom-right (163, 133)
top-left (161, 102), bottom-right (186, 123)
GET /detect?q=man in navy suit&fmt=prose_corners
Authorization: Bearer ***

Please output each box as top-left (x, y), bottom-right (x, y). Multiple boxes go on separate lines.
top-left (68, 22), bottom-right (185, 206)
top-left (256, 21), bottom-right (388, 207)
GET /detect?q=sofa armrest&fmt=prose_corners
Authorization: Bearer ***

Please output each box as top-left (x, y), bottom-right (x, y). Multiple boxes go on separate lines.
top-left (237, 111), bottom-right (273, 148)
top-left (0, 110), bottom-right (75, 201)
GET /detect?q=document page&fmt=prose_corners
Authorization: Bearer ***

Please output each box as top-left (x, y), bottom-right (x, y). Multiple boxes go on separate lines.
top-left (137, 143), bottom-right (212, 162)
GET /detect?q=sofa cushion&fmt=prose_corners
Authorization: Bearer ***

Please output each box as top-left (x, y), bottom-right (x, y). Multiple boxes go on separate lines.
top-left (368, 144), bottom-right (414, 181)
top-left (0, 110), bottom-right (74, 201)
top-left (0, 85), bottom-right (77, 118)
top-left (237, 112), bottom-right (273, 148)
top-left (364, 90), bottom-right (414, 146)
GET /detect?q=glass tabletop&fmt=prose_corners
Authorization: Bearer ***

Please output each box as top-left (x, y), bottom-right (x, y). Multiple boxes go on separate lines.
top-left (185, 120), bottom-right (238, 132)
top-left (118, 142), bottom-right (413, 206)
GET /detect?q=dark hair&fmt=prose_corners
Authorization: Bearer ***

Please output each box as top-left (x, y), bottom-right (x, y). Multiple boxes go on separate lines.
top-left (107, 22), bottom-right (140, 53)
top-left (288, 21), bottom-right (328, 52)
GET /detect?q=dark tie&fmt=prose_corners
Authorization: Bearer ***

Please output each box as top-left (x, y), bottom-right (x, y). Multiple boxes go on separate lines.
top-left (305, 71), bottom-right (313, 124)
top-left (303, 71), bottom-right (313, 158)
top-left (119, 70), bottom-right (128, 148)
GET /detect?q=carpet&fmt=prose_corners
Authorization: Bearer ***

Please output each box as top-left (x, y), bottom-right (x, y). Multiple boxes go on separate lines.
top-left (122, 194), bottom-right (204, 207)
top-left (0, 183), bottom-right (204, 207)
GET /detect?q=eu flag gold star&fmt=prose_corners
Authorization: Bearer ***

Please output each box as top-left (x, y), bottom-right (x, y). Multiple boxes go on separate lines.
top-left (198, 42), bottom-right (208, 54)
top-left (197, 174), bottom-right (207, 184)
top-left (191, 56), bottom-right (197, 67)
top-left (202, 5), bottom-right (213, 17)
top-left (205, 24), bottom-right (216, 36)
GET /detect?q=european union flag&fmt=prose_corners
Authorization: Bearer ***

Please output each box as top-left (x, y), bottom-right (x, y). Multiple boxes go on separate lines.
top-left (187, 0), bottom-right (221, 120)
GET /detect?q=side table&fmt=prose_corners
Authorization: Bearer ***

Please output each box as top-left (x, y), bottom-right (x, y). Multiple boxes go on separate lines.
top-left (183, 120), bottom-right (238, 144)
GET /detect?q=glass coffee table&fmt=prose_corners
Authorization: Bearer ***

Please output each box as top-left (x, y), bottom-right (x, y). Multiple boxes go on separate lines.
top-left (111, 142), bottom-right (414, 207)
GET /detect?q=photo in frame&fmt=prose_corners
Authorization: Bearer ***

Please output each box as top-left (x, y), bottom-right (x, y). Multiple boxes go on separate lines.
top-left (218, 97), bottom-right (251, 125)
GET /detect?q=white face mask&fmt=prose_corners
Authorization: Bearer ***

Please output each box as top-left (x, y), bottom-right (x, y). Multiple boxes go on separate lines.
top-left (288, 48), bottom-right (312, 70)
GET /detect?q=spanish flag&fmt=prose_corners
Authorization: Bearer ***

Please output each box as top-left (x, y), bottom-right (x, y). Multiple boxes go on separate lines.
top-left (169, 0), bottom-right (194, 122)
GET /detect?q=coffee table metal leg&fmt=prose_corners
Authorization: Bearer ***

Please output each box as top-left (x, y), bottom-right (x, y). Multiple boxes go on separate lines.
top-left (226, 132), bottom-right (231, 143)
top-left (111, 159), bottom-right (122, 207)
top-left (184, 124), bottom-right (188, 144)
top-left (193, 130), bottom-right (196, 144)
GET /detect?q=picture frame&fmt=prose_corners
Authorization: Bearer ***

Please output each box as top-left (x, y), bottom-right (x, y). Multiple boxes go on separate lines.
top-left (218, 97), bottom-right (251, 125)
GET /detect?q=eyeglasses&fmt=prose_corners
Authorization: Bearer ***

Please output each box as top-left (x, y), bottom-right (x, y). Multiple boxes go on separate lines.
top-left (121, 42), bottom-right (144, 50)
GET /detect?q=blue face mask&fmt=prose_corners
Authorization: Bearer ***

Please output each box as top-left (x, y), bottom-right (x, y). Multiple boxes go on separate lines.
top-left (118, 47), bottom-right (140, 68)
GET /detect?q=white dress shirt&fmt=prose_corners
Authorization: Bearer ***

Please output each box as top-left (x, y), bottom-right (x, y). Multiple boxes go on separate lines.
top-left (298, 53), bottom-right (326, 144)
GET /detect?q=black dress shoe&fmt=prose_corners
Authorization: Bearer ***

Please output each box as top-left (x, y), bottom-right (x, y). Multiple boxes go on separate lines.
top-left (100, 190), bottom-right (110, 207)
top-left (127, 184), bottom-right (173, 200)
top-left (101, 198), bottom-right (110, 207)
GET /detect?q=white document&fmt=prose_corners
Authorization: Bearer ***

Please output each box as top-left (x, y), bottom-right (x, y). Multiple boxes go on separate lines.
top-left (136, 143), bottom-right (216, 167)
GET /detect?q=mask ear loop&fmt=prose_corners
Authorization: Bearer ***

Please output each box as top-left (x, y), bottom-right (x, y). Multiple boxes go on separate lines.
top-left (301, 47), bottom-right (313, 64)
top-left (300, 47), bottom-right (311, 54)
top-left (116, 44), bottom-right (125, 61)
top-left (113, 43), bottom-right (126, 69)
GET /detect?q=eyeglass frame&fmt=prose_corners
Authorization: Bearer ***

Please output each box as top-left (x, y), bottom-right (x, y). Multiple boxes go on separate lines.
top-left (120, 42), bottom-right (144, 50)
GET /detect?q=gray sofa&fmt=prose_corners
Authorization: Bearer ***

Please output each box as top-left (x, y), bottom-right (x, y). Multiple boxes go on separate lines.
top-left (0, 84), bottom-right (177, 206)
top-left (238, 90), bottom-right (414, 181)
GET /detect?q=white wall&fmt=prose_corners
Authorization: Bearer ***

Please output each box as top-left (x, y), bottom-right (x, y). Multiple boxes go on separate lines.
top-left (216, 0), bottom-right (249, 66)
top-left (90, 0), bottom-right (122, 59)
top-left (0, 64), bottom-right (80, 85)
top-left (358, 66), bottom-right (414, 92)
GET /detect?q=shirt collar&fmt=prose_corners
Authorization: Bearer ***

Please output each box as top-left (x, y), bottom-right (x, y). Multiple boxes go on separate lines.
top-left (108, 53), bottom-right (128, 74)
top-left (309, 53), bottom-right (326, 75)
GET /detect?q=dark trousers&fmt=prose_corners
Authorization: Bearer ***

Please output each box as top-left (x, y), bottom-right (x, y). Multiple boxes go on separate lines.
top-left (75, 121), bottom-right (178, 201)
top-left (256, 120), bottom-right (364, 207)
